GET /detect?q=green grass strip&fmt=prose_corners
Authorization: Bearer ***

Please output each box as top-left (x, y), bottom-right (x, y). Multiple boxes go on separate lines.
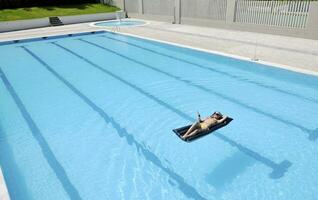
top-left (0, 3), bottom-right (119, 22)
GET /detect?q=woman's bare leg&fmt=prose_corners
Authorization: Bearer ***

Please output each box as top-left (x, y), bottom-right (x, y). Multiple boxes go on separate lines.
top-left (182, 122), bottom-right (200, 139)
top-left (185, 129), bottom-right (200, 139)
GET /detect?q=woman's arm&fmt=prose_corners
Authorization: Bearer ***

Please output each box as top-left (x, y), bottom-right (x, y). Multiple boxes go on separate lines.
top-left (217, 115), bottom-right (228, 123)
top-left (197, 112), bottom-right (203, 122)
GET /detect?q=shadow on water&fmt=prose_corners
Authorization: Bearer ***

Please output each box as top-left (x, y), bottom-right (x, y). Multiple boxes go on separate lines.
top-left (0, 68), bottom-right (82, 200)
top-left (205, 151), bottom-right (255, 190)
top-left (215, 133), bottom-right (292, 179)
top-left (0, 124), bottom-right (31, 199)
top-left (78, 38), bottom-right (317, 141)
top-left (50, 42), bottom-right (292, 179)
top-left (21, 47), bottom-right (207, 200)
top-left (100, 34), bottom-right (318, 105)
top-left (309, 128), bottom-right (318, 141)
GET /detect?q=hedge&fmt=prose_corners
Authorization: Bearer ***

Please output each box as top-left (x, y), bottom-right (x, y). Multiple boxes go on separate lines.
top-left (0, 0), bottom-right (103, 9)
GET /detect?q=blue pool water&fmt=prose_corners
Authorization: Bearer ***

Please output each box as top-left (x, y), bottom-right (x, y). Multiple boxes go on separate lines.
top-left (0, 31), bottom-right (318, 200)
top-left (94, 20), bottom-right (146, 27)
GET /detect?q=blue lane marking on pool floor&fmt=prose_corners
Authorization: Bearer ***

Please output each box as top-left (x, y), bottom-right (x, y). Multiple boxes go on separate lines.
top-left (1, 31), bottom-right (317, 200)
top-left (0, 118), bottom-right (31, 199)
top-left (48, 41), bottom-right (291, 178)
top-left (0, 67), bottom-right (82, 200)
top-left (20, 46), bottom-right (207, 200)
top-left (51, 42), bottom-right (193, 122)
top-left (76, 38), bottom-right (316, 140)
top-left (98, 34), bottom-right (318, 104)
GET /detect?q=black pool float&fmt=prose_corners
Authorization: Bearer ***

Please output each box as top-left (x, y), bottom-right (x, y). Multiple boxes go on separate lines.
top-left (173, 117), bottom-right (233, 142)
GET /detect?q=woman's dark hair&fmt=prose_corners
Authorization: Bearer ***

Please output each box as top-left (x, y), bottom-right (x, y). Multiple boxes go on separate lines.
top-left (212, 112), bottom-right (222, 119)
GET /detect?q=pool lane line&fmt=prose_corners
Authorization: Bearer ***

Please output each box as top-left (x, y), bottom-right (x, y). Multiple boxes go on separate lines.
top-left (0, 67), bottom-right (82, 200)
top-left (50, 42), bottom-right (292, 179)
top-left (98, 34), bottom-right (318, 105)
top-left (20, 46), bottom-right (207, 200)
top-left (53, 42), bottom-right (193, 122)
top-left (78, 38), bottom-right (318, 141)
top-left (0, 123), bottom-right (31, 199)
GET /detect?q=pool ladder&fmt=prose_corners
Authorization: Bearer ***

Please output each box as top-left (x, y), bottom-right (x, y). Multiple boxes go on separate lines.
top-left (111, 10), bottom-right (124, 33)
top-left (111, 25), bottom-right (120, 32)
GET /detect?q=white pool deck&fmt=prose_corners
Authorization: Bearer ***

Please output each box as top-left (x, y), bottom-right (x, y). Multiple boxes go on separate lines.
top-left (0, 18), bottom-right (317, 199)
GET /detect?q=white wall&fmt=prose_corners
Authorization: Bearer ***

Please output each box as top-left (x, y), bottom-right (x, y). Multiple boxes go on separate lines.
top-left (143, 0), bottom-right (175, 16)
top-left (125, 0), bottom-right (139, 13)
top-left (0, 18), bottom-right (49, 33)
top-left (181, 0), bottom-right (227, 20)
top-left (116, 0), bottom-right (318, 40)
top-left (0, 12), bottom-right (117, 33)
top-left (59, 12), bottom-right (116, 25)
top-left (307, 2), bottom-right (318, 39)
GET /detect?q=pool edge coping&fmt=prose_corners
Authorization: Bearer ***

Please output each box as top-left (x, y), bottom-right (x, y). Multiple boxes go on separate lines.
top-left (89, 19), bottom-right (150, 28)
top-left (0, 30), bottom-right (105, 46)
top-left (0, 167), bottom-right (10, 200)
top-left (106, 28), bottom-right (318, 77)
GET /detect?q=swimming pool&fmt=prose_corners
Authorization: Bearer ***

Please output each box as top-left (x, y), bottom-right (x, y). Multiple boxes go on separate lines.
top-left (0, 30), bottom-right (317, 200)
top-left (93, 20), bottom-right (147, 27)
